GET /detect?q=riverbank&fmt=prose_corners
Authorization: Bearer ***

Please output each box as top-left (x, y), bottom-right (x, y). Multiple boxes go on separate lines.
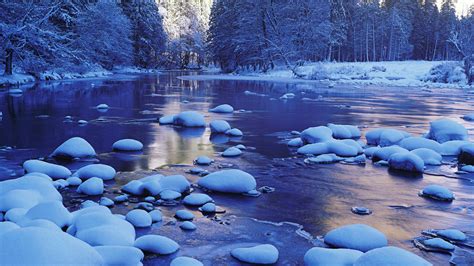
top-left (183, 61), bottom-right (473, 89)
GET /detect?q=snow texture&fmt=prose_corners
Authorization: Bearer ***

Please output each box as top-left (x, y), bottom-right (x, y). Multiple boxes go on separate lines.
top-left (427, 118), bottom-right (468, 143)
top-left (388, 152), bottom-right (425, 173)
top-left (210, 120), bottom-right (231, 133)
top-left (198, 169), bottom-right (257, 193)
top-left (51, 137), bottom-right (96, 159)
top-left (73, 164), bottom-right (116, 180)
top-left (353, 246), bottom-right (432, 266)
top-left (134, 235), bottom-right (180, 255)
top-left (304, 247), bottom-right (363, 266)
top-left (77, 177), bottom-right (104, 196)
top-left (231, 244), bottom-right (279, 264)
top-left (324, 224), bottom-right (388, 252)
top-left (125, 209), bottom-right (152, 228)
top-left (23, 160), bottom-right (71, 180)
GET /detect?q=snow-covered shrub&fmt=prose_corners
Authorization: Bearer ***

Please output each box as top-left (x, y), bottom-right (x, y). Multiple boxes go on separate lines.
top-left (307, 63), bottom-right (329, 80)
top-left (424, 62), bottom-right (467, 84)
top-left (371, 65), bottom-right (386, 72)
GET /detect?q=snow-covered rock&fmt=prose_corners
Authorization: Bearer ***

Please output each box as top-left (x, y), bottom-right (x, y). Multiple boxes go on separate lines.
top-left (437, 229), bottom-right (466, 241)
top-left (326, 140), bottom-right (362, 157)
top-left (134, 235), bottom-right (179, 255)
top-left (210, 120), bottom-right (231, 133)
top-left (388, 152), bottom-right (424, 172)
top-left (125, 209), bottom-right (152, 228)
top-left (18, 219), bottom-right (61, 232)
top-left (199, 203), bottom-right (217, 213)
top-left (399, 137), bottom-right (442, 153)
top-left (364, 146), bottom-right (379, 158)
top-left (353, 246), bottom-right (431, 266)
top-left (73, 164), bottom-right (116, 180)
top-left (411, 148), bottom-right (442, 165)
top-left (112, 139), bottom-right (143, 151)
top-left (372, 146), bottom-right (409, 162)
top-left (183, 193), bottom-right (213, 206)
top-left (0, 227), bottom-right (104, 265)
top-left (231, 244), bottom-right (279, 265)
top-left (94, 246), bottom-right (144, 266)
top-left (175, 210), bottom-right (194, 221)
top-left (77, 177), bottom-right (104, 196)
top-left (174, 111), bottom-right (206, 127)
top-left (66, 176), bottom-right (82, 186)
top-left (462, 113), bottom-right (474, 121)
top-left (4, 208), bottom-right (27, 222)
top-left (226, 128), bottom-right (243, 137)
top-left (423, 238), bottom-right (455, 251)
top-left (288, 138), bottom-right (304, 147)
top-left (427, 118), bottom-right (468, 143)
top-left (158, 175), bottom-right (190, 193)
top-left (300, 126), bottom-right (334, 144)
top-left (305, 154), bottom-right (342, 164)
top-left (149, 210), bottom-right (163, 222)
top-left (198, 169), bottom-right (256, 193)
top-left (159, 115), bottom-right (176, 125)
top-left (420, 185), bottom-right (454, 201)
top-left (304, 247), bottom-right (363, 266)
top-left (324, 224), bottom-right (388, 252)
top-left (366, 128), bottom-right (410, 146)
top-left (51, 137), bottom-right (96, 159)
top-left (99, 197), bottom-right (114, 207)
top-left (458, 144), bottom-right (474, 165)
top-left (180, 221), bottom-right (197, 231)
top-left (23, 201), bottom-right (72, 228)
top-left (0, 222), bottom-right (20, 237)
top-left (0, 175), bottom-right (62, 205)
top-left (209, 104), bottom-right (234, 113)
top-left (327, 123), bottom-right (361, 139)
top-left (96, 104), bottom-right (109, 110)
top-left (222, 147), bottom-right (243, 157)
top-left (121, 180), bottom-right (144, 195)
top-left (194, 155), bottom-right (213, 165)
top-left (23, 160), bottom-right (71, 180)
top-left (440, 140), bottom-right (471, 155)
top-left (160, 190), bottom-right (182, 200)
top-left (297, 143), bottom-right (329, 155)
top-left (171, 257), bottom-right (203, 266)
top-left (0, 189), bottom-right (43, 212)
top-left (53, 179), bottom-right (69, 189)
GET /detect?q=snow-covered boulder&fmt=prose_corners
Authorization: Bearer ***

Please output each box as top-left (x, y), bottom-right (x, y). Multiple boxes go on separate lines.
top-left (288, 138), bottom-right (303, 147)
top-left (96, 104), bottom-right (109, 110)
top-left (160, 190), bottom-right (182, 200)
top-left (194, 155), bottom-right (213, 165)
top-left (158, 175), bottom-right (190, 193)
top-left (23, 201), bottom-right (72, 228)
top-left (324, 224), bottom-right (388, 252)
top-left (297, 143), bottom-right (329, 155)
top-left (159, 115), bottom-right (176, 125)
top-left (23, 160), bottom-right (71, 180)
top-left (198, 169), bottom-right (256, 193)
top-left (112, 139), bottom-right (143, 151)
top-left (458, 144), bottom-right (474, 165)
top-left (305, 154), bottom-right (342, 164)
top-left (372, 146), bottom-right (408, 162)
top-left (440, 140), bottom-right (471, 155)
top-left (427, 118), bottom-right (468, 143)
top-left (77, 177), bottom-right (104, 196)
top-left (420, 185), bottom-right (454, 201)
top-left (366, 128), bottom-right (410, 147)
top-left (94, 246), bottom-right (144, 266)
top-left (210, 120), bottom-right (231, 133)
top-left (171, 257), bottom-right (203, 266)
top-left (175, 210), bottom-right (194, 221)
top-left (231, 244), bottom-right (279, 265)
top-left (0, 222), bottom-right (20, 237)
top-left (180, 221), bottom-right (197, 231)
top-left (437, 229), bottom-right (466, 241)
top-left (51, 137), bottom-right (96, 159)
top-left (73, 164), bottom-right (116, 180)
top-left (99, 197), bottom-right (114, 207)
top-left (174, 111), bottom-right (206, 127)
top-left (125, 209), bottom-right (152, 228)
top-left (423, 238), bottom-right (455, 251)
top-left (353, 246), bottom-right (431, 266)
top-left (301, 126), bottom-right (334, 144)
top-left (226, 128), bottom-right (243, 137)
top-left (222, 147), bottom-right (242, 157)
top-left (4, 208), bottom-right (27, 222)
top-left (134, 235), bottom-right (179, 255)
top-left (304, 247), bottom-right (363, 266)
top-left (326, 139), bottom-right (362, 157)
top-left (0, 189), bottom-right (43, 212)
top-left (66, 176), bottom-right (82, 186)
top-left (399, 137), bottom-right (442, 153)
top-left (388, 152), bottom-right (424, 173)
top-left (0, 227), bottom-right (104, 265)
top-left (149, 210), bottom-right (163, 223)
top-left (18, 219), bottom-right (61, 232)
top-left (363, 146), bottom-right (379, 158)
top-left (327, 123), bottom-right (361, 139)
top-left (183, 193), bottom-right (213, 206)
top-left (209, 104), bottom-right (234, 113)
top-left (411, 148), bottom-right (442, 165)
top-left (462, 113), bottom-right (474, 121)
top-left (0, 175), bottom-right (62, 204)
top-left (199, 203), bottom-right (216, 213)
top-left (121, 180), bottom-right (144, 195)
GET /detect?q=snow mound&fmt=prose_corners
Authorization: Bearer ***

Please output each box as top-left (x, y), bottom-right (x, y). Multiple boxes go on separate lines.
top-left (199, 203), bottom-right (217, 213)
top-left (324, 224), bottom-right (388, 252)
top-left (423, 238), bottom-right (455, 251)
top-left (18, 219), bottom-right (61, 232)
top-left (0, 189), bottom-right (42, 212)
top-left (99, 197), bottom-right (114, 207)
top-left (462, 113), bottom-right (474, 121)
top-left (226, 128), bottom-right (243, 137)
top-left (288, 138), bottom-right (303, 147)
top-left (160, 190), bottom-right (182, 200)
top-left (0, 222), bottom-right (20, 237)
top-left (427, 118), bottom-right (468, 143)
top-left (125, 209), bottom-right (152, 228)
top-left (304, 247), bottom-right (363, 266)
top-left (222, 147), bottom-right (242, 157)
top-left (183, 193), bottom-right (213, 206)
top-left (231, 244), bottom-right (279, 264)
top-left (171, 257), bottom-right (203, 266)
top-left (73, 164), bottom-right (116, 180)
top-left (301, 126), bottom-right (334, 144)
top-left (4, 208), bottom-right (27, 222)
top-left (96, 104), bottom-right (109, 110)
top-left (175, 210), bottom-right (194, 221)
top-left (0, 175), bottom-right (62, 205)
top-left (0, 227), bottom-right (104, 265)
top-left (372, 146), bottom-right (408, 162)
top-left (194, 155), bottom-right (213, 165)
top-left (420, 185), bottom-right (454, 201)
top-left (122, 174), bottom-right (190, 196)
top-left (366, 128), bottom-right (410, 147)
top-left (23, 201), bottom-right (72, 228)
top-left (209, 104), bottom-right (234, 113)
top-left (297, 143), bottom-right (329, 155)
top-left (440, 140), bottom-right (470, 155)
top-left (113, 139), bottom-right (143, 151)
top-left (399, 137), bottom-right (442, 153)
top-left (149, 210), bottom-right (163, 222)
top-left (180, 221), bottom-right (197, 231)
top-left (411, 148), bottom-right (442, 165)
top-left (327, 123), bottom-right (361, 139)
top-left (210, 120), bottom-right (231, 133)
top-left (23, 160), bottom-right (71, 180)
top-left (388, 152), bottom-right (424, 173)
top-left (51, 137), bottom-right (96, 159)
top-left (134, 235), bottom-right (179, 255)
top-left (174, 111), bottom-right (206, 127)
top-left (77, 177), bottom-right (104, 196)
top-left (458, 144), bottom-right (474, 165)
top-left (305, 154), bottom-right (342, 164)
top-left (95, 246), bottom-right (144, 266)
top-left (66, 176), bottom-right (82, 186)
top-left (159, 115), bottom-right (176, 125)
top-left (353, 246), bottom-right (432, 266)
top-left (437, 229), bottom-right (466, 241)
top-left (198, 169), bottom-right (257, 193)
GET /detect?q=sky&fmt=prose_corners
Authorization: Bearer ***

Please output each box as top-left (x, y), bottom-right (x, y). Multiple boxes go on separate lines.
top-left (446, 0), bottom-right (474, 16)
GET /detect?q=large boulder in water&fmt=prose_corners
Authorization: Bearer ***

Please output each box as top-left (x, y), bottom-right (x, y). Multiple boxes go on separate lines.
top-left (304, 247), bottom-right (363, 266)
top-left (458, 144), bottom-right (474, 165)
top-left (300, 126), bottom-right (334, 144)
top-left (427, 118), bottom-right (468, 143)
top-left (209, 104), bottom-right (234, 113)
top-left (51, 137), bottom-right (96, 160)
top-left (198, 169), bottom-right (256, 193)
top-left (354, 246), bottom-right (432, 266)
top-left (411, 148), bottom-right (442, 165)
top-left (23, 160), bottom-right (71, 180)
top-left (210, 120), bottom-right (231, 133)
top-left (73, 164), bottom-right (116, 180)
top-left (173, 111), bottom-right (206, 127)
top-left (231, 244), bottom-right (279, 264)
top-left (0, 227), bottom-right (104, 265)
top-left (388, 152), bottom-right (424, 173)
top-left (112, 139), bottom-right (143, 151)
top-left (324, 224), bottom-right (388, 252)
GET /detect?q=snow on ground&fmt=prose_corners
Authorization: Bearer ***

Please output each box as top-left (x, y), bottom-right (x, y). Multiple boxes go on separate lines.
top-left (180, 61), bottom-right (473, 89)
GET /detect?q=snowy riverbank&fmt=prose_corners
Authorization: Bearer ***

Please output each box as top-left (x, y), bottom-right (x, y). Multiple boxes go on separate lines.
top-left (182, 61), bottom-right (473, 89)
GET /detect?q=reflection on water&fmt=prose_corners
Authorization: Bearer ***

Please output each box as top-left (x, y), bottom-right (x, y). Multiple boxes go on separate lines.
top-left (0, 72), bottom-right (473, 264)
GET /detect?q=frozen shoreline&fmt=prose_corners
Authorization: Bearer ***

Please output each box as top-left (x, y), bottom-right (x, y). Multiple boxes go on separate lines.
top-left (181, 61), bottom-right (473, 89)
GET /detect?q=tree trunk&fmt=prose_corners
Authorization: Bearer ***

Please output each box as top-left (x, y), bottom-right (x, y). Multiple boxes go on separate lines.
top-left (465, 55), bottom-right (474, 85)
top-left (5, 49), bottom-right (13, 76)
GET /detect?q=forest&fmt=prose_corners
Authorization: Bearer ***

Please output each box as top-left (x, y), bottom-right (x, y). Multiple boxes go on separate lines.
top-left (0, 0), bottom-right (473, 75)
